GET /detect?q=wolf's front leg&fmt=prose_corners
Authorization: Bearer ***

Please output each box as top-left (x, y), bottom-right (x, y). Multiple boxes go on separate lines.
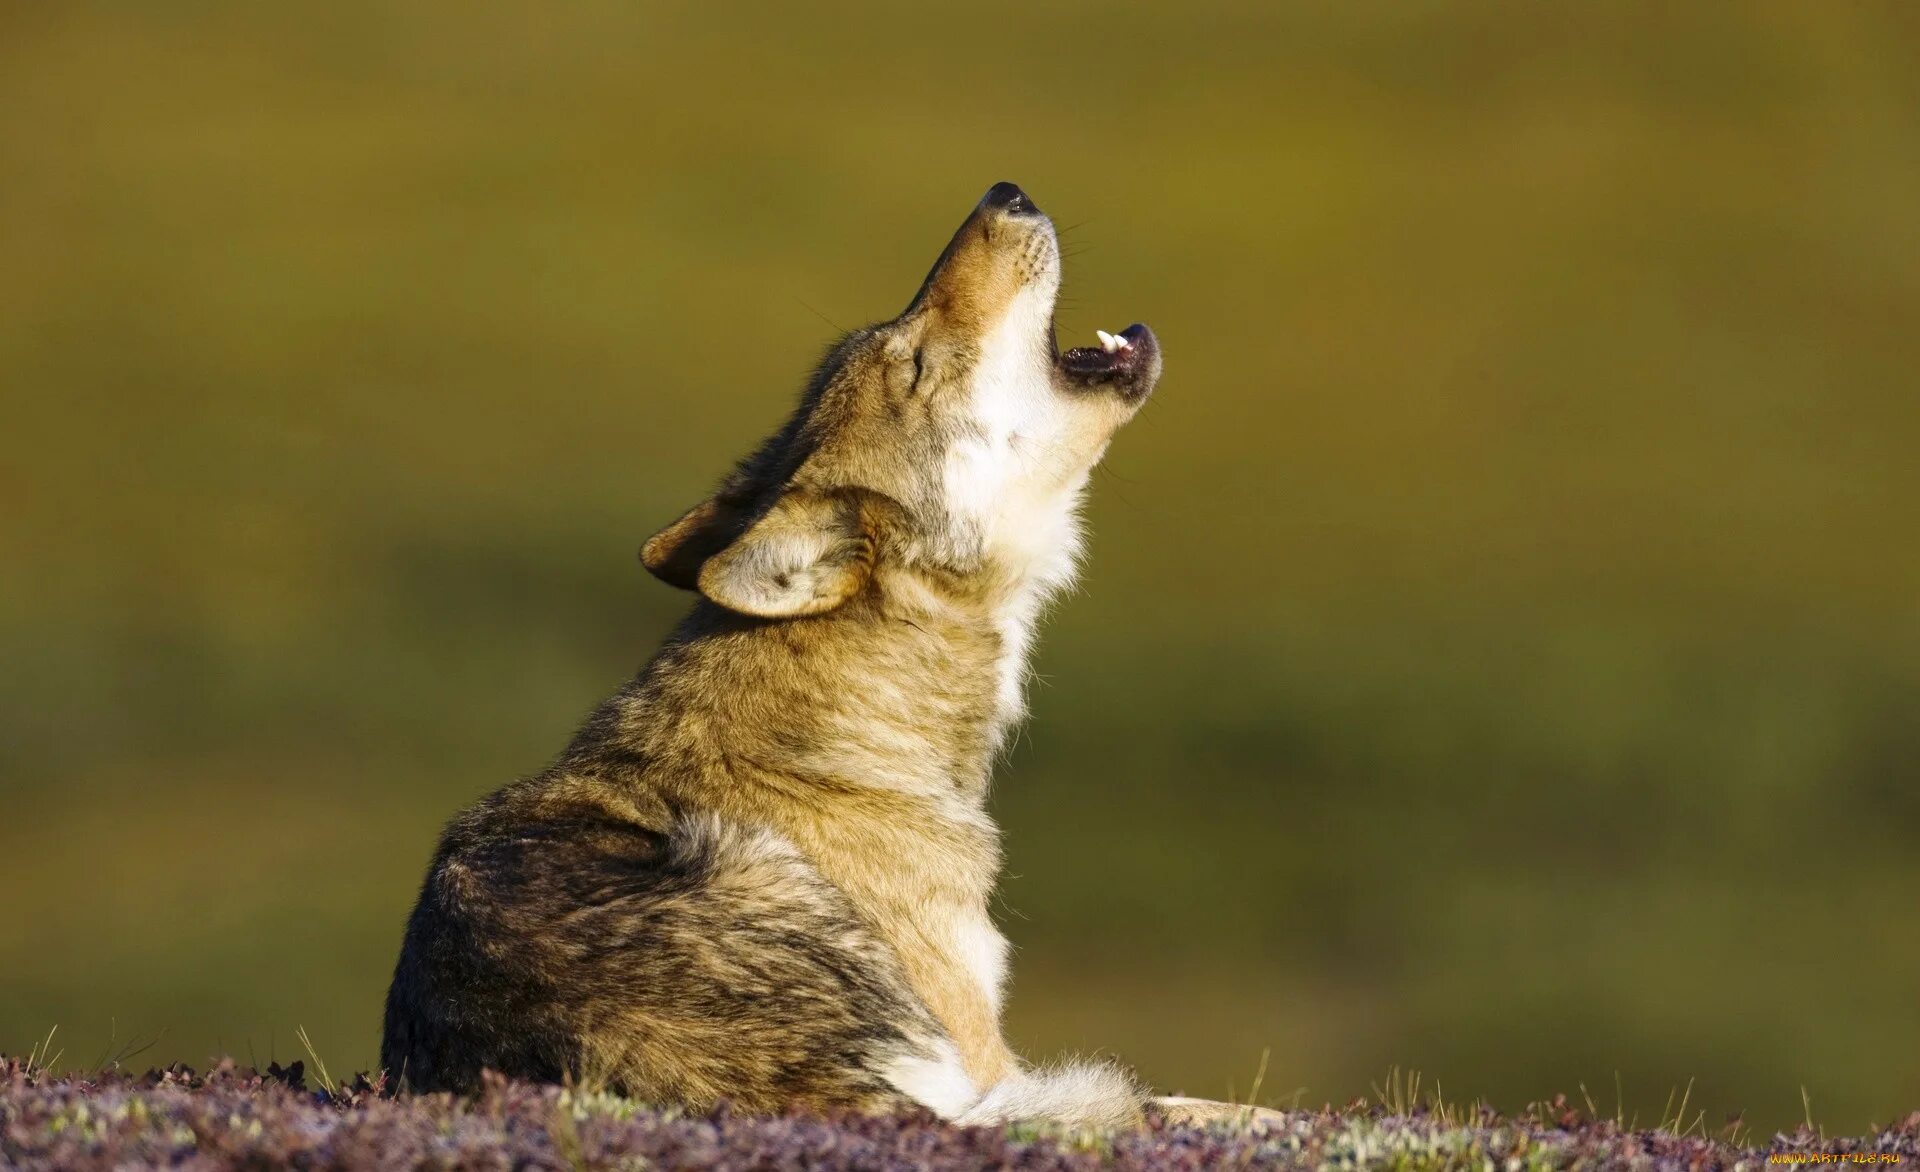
top-left (938, 1073), bottom-right (1288, 1132)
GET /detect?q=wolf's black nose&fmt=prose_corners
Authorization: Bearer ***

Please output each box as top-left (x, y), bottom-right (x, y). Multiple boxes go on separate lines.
top-left (982, 181), bottom-right (1041, 216)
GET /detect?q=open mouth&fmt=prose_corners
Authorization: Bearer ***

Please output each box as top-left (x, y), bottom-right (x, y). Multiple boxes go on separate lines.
top-left (1056, 322), bottom-right (1160, 400)
top-left (964, 181), bottom-right (1163, 403)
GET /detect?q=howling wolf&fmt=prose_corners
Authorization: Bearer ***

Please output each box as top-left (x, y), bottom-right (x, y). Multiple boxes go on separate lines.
top-left (384, 182), bottom-right (1256, 1130)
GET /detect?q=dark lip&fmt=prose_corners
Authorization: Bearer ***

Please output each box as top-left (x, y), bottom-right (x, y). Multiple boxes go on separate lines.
top-left (1055, 323), bottom-right (1160, 400)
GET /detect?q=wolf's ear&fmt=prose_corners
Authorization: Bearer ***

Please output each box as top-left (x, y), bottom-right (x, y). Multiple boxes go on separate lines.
top-left (640, 495), bottom-right (753, 591)
top-left (642, 489), bottom-right (872, 617)
top-left (695, 490), bottom-right (872, 618)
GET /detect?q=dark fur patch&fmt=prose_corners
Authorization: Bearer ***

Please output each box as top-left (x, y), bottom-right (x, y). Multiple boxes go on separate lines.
top-left (383, 782), bottom-right (941, 1111)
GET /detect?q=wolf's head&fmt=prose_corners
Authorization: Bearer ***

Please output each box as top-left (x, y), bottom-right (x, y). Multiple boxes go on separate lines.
top-left (642, 183), bottom-right (1160, 622)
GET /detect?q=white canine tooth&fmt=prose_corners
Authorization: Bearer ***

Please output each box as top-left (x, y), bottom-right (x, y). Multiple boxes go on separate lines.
top-left (1096, 329), bottom-right (1119, 351)
top-left (1115, 331), bottom-right (1133, 348)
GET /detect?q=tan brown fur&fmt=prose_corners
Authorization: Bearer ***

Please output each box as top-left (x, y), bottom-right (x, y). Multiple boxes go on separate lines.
top-left (382, 185), bottom-right (1249, 1130)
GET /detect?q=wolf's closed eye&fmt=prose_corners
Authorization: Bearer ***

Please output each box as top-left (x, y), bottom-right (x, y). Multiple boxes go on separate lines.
top-left (880, 339), bottom-right (924, 399)
top-left (884, 346), bottom-right (925, 399)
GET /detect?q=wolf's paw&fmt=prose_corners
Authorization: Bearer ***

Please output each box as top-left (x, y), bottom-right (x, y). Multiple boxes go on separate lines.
top-left (1151, 1095), bottom-right (1289, 1132)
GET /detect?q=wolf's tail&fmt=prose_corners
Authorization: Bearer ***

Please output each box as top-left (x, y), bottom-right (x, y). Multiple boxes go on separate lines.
top-left (953, 1059), bottom-right (1146, 1130)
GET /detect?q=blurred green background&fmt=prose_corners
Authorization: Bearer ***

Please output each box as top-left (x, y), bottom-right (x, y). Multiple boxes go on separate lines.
top-left (3, 0), bottom-right (1917, 1134)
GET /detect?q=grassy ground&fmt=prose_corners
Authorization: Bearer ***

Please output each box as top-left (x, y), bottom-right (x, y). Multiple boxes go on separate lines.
top-left (3, 1057), bottom-right (1915, 1172)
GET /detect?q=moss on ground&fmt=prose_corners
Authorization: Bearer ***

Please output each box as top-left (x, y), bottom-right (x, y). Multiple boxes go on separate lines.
top-left (3, 1057), bottom-right (1916, 1171)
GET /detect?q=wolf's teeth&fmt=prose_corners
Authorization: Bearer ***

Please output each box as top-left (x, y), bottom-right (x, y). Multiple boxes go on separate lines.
top-left (1096, 329), bottom-right (1119, 351)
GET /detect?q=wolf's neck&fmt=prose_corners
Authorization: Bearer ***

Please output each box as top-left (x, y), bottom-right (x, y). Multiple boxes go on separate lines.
top-left (940, 476), bottom-right (1093, 754)
top-left (616, 597), bottom-right (1025, 801)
